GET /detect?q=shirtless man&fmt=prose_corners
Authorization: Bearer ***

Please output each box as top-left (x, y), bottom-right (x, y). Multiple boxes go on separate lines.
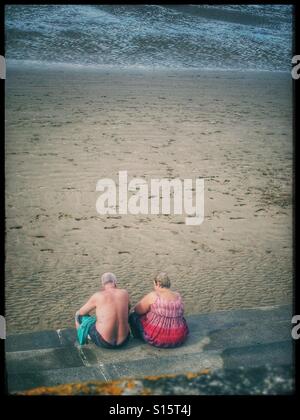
top-left (75, 273), bottom-right (130, 348)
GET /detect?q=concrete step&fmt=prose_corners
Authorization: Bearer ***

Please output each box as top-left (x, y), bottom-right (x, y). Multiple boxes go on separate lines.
top-left (203, 319), bottom-right (292, 350)
top-left (8, 350), bottom-right (223, 393)
top-left (6, 304), bottom-right (292, 353)
top-left (6, 346), bottom-right (84, 374)
top-left (5, 304), bottom-right (294, 393)
top-left (5, 328), bottom-right (77, 353)
top-left (222, 340), bottom-right (293, 369)
top-left (187, 304), bottom-right (292, 333)
top-left (7, 339), bottom-right (293, 394)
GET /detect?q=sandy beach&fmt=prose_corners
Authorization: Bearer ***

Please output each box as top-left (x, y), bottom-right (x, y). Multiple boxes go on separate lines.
top-left (5, 68), bottom-right (293, 333)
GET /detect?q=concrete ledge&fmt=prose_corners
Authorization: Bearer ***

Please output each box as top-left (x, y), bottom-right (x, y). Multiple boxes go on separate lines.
top-left (6, 346), bottom-right (84, 374)
top-left (8, 350), bottom-right (223, 393)
top-left (222, 340), bottom-right (294, 369)
top-left (5, 328), bottom-right (77, 352)
top-left (5, 304), bottom-right (294, 394)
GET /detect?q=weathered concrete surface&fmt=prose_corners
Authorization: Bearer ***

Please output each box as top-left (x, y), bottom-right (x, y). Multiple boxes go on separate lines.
top-left (5, 305), bottom-right (294, 394)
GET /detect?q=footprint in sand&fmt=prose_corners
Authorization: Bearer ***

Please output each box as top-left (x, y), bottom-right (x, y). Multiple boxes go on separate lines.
top-left (228, 249), bottom-right (240, 254)
top-left (31, 134), bottom-right (40, 142)
top-left (35, 214), bottom-right (49, 220)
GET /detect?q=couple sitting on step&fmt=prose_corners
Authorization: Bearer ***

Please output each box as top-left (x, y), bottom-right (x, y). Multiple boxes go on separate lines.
top-left (75, 272), bottom-right (189, 349)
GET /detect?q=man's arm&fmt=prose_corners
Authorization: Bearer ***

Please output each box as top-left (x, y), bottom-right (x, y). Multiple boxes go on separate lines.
top-left (75, 294), bottom-right (98, 328)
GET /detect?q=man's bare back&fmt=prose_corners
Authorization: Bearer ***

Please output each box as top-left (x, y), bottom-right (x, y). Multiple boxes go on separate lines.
top-left (75, 273), bottom-right (130, 346)
top-left (94, 288), bottom-right (130, 344)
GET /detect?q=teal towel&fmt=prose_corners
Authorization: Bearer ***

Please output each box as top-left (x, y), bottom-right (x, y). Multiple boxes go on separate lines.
top-left (77, 315), bottom-right (96, 345)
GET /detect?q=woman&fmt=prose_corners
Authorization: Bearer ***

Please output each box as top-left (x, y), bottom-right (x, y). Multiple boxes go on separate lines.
top-left (129, 272), bottom-right (189, 348)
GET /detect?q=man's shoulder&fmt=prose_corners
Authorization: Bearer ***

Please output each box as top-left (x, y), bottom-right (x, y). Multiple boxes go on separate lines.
top-left (116, 288), bottom-right (129, 295)
top-left (92, 291), bottom-right (103, 299)
top-left (94, 288), bottom-right (129, 299)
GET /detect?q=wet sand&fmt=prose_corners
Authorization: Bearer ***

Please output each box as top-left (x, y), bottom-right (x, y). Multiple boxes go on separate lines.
top-left (5, 67), bottom-right (293, 333)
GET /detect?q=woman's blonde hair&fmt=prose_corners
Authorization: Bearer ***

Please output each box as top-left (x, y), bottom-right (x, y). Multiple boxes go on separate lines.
top-left (154, 272), bottom-right (171, 288)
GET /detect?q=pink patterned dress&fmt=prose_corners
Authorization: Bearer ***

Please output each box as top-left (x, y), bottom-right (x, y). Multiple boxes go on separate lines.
top-left (140, 292), bottom-right (189, 348)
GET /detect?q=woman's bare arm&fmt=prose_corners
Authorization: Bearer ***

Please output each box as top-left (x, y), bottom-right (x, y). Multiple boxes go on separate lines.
top-left (134, 292), bottom-right (156, 315)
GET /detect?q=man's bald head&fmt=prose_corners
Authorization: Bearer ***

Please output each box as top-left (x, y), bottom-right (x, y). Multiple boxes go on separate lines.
top-left (101, 272), bottom-right (117, 287)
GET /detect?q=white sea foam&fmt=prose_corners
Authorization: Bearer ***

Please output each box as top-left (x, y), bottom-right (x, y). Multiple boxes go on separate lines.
top-left (5, 4), bottom-right (293, 71)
